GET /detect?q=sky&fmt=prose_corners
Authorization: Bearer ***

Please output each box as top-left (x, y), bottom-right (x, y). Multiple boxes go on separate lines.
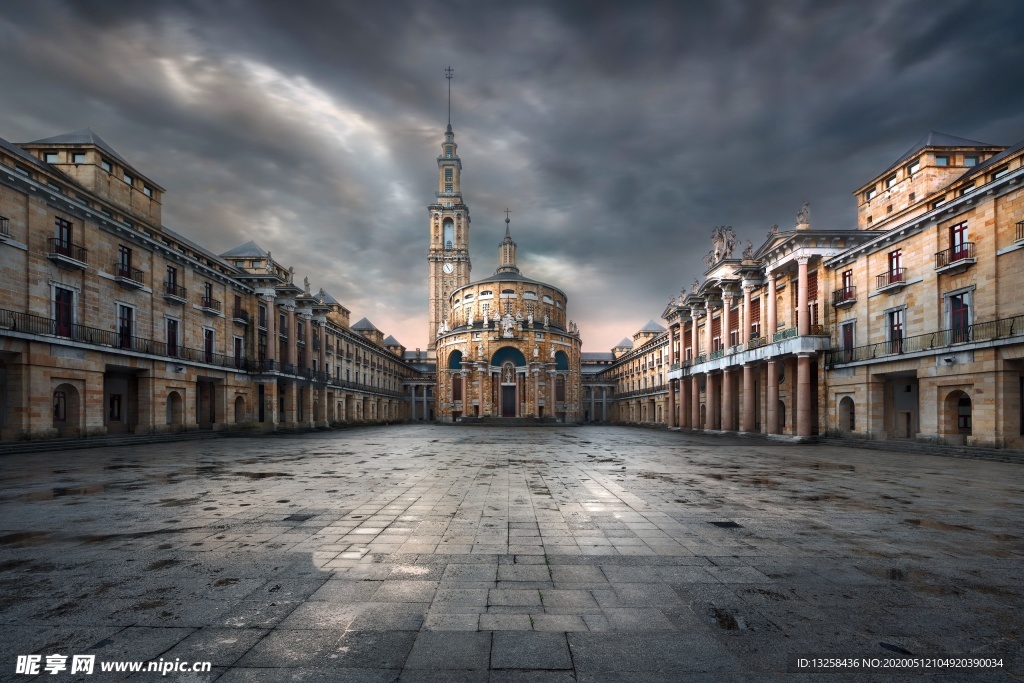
top-left (2, 0), bottom-right (1023, 351)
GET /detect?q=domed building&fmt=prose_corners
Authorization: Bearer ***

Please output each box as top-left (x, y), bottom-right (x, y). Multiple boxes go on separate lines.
top-left (434, 216), bottom-right (582, 421)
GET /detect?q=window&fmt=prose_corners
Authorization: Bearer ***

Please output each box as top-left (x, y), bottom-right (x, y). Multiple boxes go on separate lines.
top-left (964, 155), bottom-right (978, 167)
top-left (993, 165), bottom-right (1010, 179)
top-left (445, 146), bottom-right (453, 158)
top-left (950, 222), bottom-right (969, 260)
top-left (101, 158), bottom-right (112, 173)
top-left (53, 391), bottom-right (66, 423)
top-left (950, 292), bottom-right (971, 343)
top-left (117, 304), bottom-right (134, 349)
top-left (935, 155), bottom-right (949, 166)
top-left (166, 266), bottom-right (178, 291)
top-left (143, 185), bottom-right (153, 198)
top-left (443, 219), bottom-right (454, 249)
top-left (72, 152), bottom-right (87, 164)
top-left (841, 322), bottom-right (856, 362)
top-left (55, 287), bottom-right (74, 336)
top-left (204, 328), bottom-right (215, 363)
top-left (445, 183), bottom-right (453, 193)
top-left (109, 394), bottom-right (122, 421)
top-left (258, 304), bottom-right (267, 328)
top-left (908, 160), bottom-right (920, 175)
top-left (885, 175), bottom-right (897, 188)
top-left (958, 396), bottom-right (972, 432)
top-left (55, 217), bottom-right (72, 248)
top-left (44, 152), bottom-right (59, 164)
top-left (887, 309), bottom-right (904, 353)
top-left (865, 188), bottom-right (877, 201)
top-left (123, 172), bottom-right (134, 186)
top-left (444, 168), bottom-right (453, 182)
top-left (234, 337), bottom-right (244, 368)
top-left (888, 249), bottom-right (903, 276)
top-left (841, 269), bottom-right (854, 297)
top-left (166, 318), bottom-right (179, 357)
top-left (960, 182), bottom-right (976, 196)
top-left (203, 282), bottom-right (213, 307)
top-left (118, 244), bottom-right (132, 276)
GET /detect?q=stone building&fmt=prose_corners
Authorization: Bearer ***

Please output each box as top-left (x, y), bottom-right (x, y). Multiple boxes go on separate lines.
top-left (650, 131), bottom-right (1024, 448)
top-left (584, 321), bottom-right (669, 424)
top-left (0, 129), bottom-right (421, 440)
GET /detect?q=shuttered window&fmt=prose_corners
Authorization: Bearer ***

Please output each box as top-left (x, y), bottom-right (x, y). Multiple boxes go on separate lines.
top-left (808, 270), bottom-right (819, 301)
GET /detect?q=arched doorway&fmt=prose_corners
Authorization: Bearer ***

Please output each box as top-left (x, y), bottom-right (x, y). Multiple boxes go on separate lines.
top-left (699, 403), bottom-right (706, 429)
top-left (491, 347), bottom-right (527, 418)
top-left (234, 395), bottom-right (246, 424)
top-left (778, 400), bottom-right (787, 433)
top-left (52, 384), bottom-right (81, 436)
top-left (943, 390), bottom-right (972, 437)
top-left (838, 396), bottom-right (855, 433)
top-left (167, 391), bottom-right (183, 427)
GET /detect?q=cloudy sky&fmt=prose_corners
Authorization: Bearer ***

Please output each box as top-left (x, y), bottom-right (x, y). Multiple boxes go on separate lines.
top-left (2, 0), bottom-right (1023, 350)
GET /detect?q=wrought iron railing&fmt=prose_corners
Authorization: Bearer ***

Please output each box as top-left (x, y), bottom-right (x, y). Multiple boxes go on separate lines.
top-left (0, 307), bottom-right (249, 370)
top-left (694, 354), bottom-right (706, 364)
top-left (163, 281), bottom-right (187, 299)
top-left (113, 263), bottom-right (146, 285)
top-left (935, 242), bottom-right (975, 269)
top-left (710, 349), bottom-right (725, 360)
top-left (826, 313), bottom-right (1024, 365)
top-left (748, 336), bottom-right (768, 349)
top-left (876, 268), bottom-right (907, 290)
top-left (772, 327), bottom-right (797, 342)
top-left (832, 286), bottom-right (856, 306)
top-left (47, 237), bottom-right (87, 263)
top-left (809, 324), bottom-right (827, 335)
top-left (232, 308), bottom-right (250, 323)
top-left (199, 296), bottom-right (222, 312)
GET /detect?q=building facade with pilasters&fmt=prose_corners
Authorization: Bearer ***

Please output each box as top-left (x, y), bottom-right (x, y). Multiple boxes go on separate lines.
top-left (0, 129), bottom-right (420, 441)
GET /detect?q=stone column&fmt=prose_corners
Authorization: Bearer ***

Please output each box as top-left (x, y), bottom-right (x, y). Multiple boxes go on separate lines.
top-left (691, 374), bottom-right (701, 428)
top-left (706, 372), bottom-right (719, 430)
top-left (667, 379), bottom-right (676, 428)
top-left (679, 377), bottom-right (689, 428)
top-left (691, 312), bottom-right (701, 360)
top-left (479, 368), bottom-right (486, 417)
top-left (741, 363), bottom-right (755, 432)
top-left (287, 307), bottom-right (298, 374)
top-left (797, 257), bottom-right (809, 336)
top-left (742, 285), bottom-right (753, 343)
top-left (409, 385), bottom-right (416, 421)
top-left (316, 319), bottom-right (328, 426)
top-left (705, 308), bottom-right (714, 356)
top-left (549, 370), bottom-right (557, 418)
top-left (797, 353), bottom-right (812, 436)
top-left (766, 272), bottom-right (777, 340)
top-left (722, 368), bottom-right (734, 431)
top-left (589, 387), bottom-right (595, 423)
top-left (534, 369), bottom-right (541, 417)
top-left (264, 296), bottom-right (277, 367)
top-left (766, 360), bottom-right (779, 434)
top-left (723, 294), bottom-right (734, 351)
top-left (422, 384), bottom-right (429, 420)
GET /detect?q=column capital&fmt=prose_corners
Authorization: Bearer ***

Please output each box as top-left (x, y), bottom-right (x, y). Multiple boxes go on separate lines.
top-left (796, 256), bottom-right (810, 265)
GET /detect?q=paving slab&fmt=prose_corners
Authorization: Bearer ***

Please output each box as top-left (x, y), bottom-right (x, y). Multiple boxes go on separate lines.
top-left (1, 424), bottom-right (1022, 679)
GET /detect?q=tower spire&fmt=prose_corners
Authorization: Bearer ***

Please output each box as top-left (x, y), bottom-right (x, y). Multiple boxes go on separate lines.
top-left (497, 209), bottom-right (519, 274)
top-left (445, 66), bottom-right (454, 131)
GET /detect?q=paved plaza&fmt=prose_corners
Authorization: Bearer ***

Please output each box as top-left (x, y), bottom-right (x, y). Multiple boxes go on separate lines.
top-left (0, 425), bottom-right (1022, 682)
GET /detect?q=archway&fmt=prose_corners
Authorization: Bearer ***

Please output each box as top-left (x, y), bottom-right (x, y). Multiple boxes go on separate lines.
top-left (943, 390), bottom-right (972, 437)
top-left (234, 395), bottom-right (246, 424)
top-left (778, 400), bottom-right (787, 433)
top-left (491, 346), bottom-right (527, 367)
top-left (52, 383), bottom-right (81, 436)
top-left (167, 391), bottom-right (183, 427)
top-left (554, 351), bottom-right (569, 371)
top-left (699, 403), bottom-right (706, 428)
top-left (838, 396), bottom-right (855, 433)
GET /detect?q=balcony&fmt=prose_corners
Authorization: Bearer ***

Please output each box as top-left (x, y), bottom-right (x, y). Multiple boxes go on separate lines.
top-left (198, 296), bottom-right (222, 315)
top-left (163, 282), bottom-right (187, 305)
top-left (0, 216), bottom-right (9, 241)
top-left (826, 313), bottom-right (1024, 366)
top-left (1017, 220), bottom-right (1024, 243)
top-left (46, 238), bottom-right (88, 269)
top-left (772, 327), bottom-right (797, 342)
top-left (232, 308), bottom-right (250, 325)
top-left (0, 307), bottom-right (251, 370)
top-left (709, 348), bottom-right (725, 360)
top-left (113, 263), bottom-right (146, 289)
top-left (748, 335), bottom-right (768, 349)
top-left (832, 286), bottom-right (857, 308)
top-left (875, 268), bottom-right (907, 293)
top-left (934, 243), bottom-right (976, 273)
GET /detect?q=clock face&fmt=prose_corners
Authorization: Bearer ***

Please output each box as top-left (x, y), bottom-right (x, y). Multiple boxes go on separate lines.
top-left (443, 262), bottom-right (454, 274)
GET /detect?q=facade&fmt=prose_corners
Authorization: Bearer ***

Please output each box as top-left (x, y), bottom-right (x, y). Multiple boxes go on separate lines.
top-left (583, 322), bottom-right (670, 424)
top-left (646, 131), bottom-right (1024, 448)
top-left (0, 129), bottom-right (422, 440)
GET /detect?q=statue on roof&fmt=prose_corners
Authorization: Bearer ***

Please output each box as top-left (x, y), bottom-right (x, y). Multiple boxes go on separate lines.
top-left (742, 240), bottom-right (754, 259)
top-left (702, 250), bottom-right (715, 268)
top-left (768, 223), bottom-right (779, 236)
top-left (796, 201), bottom-right (810, 226)
top-left (303, 276), bottom-right (310, 295)
top-left (692, 278), bottom-right (700, 294)
top-left (288, 266), bottom-right (294, 282)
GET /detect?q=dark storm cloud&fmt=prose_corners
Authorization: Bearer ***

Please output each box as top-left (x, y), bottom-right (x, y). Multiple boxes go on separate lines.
top-left (2, 0), bottom-right (1023, 348)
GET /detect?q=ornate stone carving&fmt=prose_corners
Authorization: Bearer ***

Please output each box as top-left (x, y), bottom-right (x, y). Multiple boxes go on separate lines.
top-left (742, 240), bottom-right (753, 259)
top-left (501, 314), bottom-right (515, 338)
top-left (796, 201), bottom-right (810, 226)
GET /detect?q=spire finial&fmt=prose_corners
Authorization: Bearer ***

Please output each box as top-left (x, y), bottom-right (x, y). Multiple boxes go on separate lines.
top-left (504, 208), bottom-right (511, 238)
top-left (445, 66), bottom-right (454, 129)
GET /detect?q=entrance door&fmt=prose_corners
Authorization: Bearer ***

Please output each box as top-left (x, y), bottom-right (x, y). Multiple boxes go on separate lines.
top-left (501, 385), bottom-right (516, 417)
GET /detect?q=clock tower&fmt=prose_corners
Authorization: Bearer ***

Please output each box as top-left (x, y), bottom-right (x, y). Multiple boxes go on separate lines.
top-left (428, 68), bottom-right (471, 349)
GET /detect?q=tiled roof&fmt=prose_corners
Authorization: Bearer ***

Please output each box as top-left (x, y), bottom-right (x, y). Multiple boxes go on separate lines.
top-left (383, 335), bottom-right (402, 347)
top-left (219, 240), bottom-right (269, 259)
top-left (351, 317), bottom-right (379, 331)
top-left (614, 337), bottom-right (634, 348)
top-left (638, 319), bottom-right (666, 333)
top-left (27, 128), bottom-right (133, 168)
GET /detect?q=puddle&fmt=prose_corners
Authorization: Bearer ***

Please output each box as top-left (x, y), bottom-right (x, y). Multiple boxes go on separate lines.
top-left (22, 485), bottom-right (106, 501)
top-left (0, 531), bottom-right (50, 546)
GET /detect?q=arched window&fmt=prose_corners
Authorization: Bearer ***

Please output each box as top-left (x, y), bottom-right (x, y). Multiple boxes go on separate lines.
top-left (443, 218), bottom-right (454, 250)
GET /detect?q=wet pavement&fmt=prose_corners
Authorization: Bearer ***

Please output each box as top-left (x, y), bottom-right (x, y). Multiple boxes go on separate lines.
top-left (0, 424), bottom-right (1022, 682)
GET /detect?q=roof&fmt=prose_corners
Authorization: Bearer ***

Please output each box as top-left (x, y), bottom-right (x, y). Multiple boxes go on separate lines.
top-left (383, 335), bottom-right (402, 347)
top-left (638, 319), bottom-right (666, 333)
top-left (581, 352), bottom-right (614, 361)
top-left (316, 288), bottom-right (340, 305)
top-left (958, 135), bottom-right (1024, 182)
top-left (219, 240), bottom-right (269, 259)
top-left (614, 337), bottom-right (634, 348)
top-left (882, 131), bottom-right (1000, 176)
top-left (351, 317), bottom-right (379, 331)
top-left (465, 270), bottom-right (569, 301)
top-left (27, 128), bottom-right (133, 168)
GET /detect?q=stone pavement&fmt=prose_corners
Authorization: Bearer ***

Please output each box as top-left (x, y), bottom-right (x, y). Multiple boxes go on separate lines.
top-left (0, 425), bottom-right (1022, 682)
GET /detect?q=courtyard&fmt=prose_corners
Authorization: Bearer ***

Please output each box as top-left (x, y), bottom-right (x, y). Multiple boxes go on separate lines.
top-left (0, 425), bottom-right (1022, 681)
